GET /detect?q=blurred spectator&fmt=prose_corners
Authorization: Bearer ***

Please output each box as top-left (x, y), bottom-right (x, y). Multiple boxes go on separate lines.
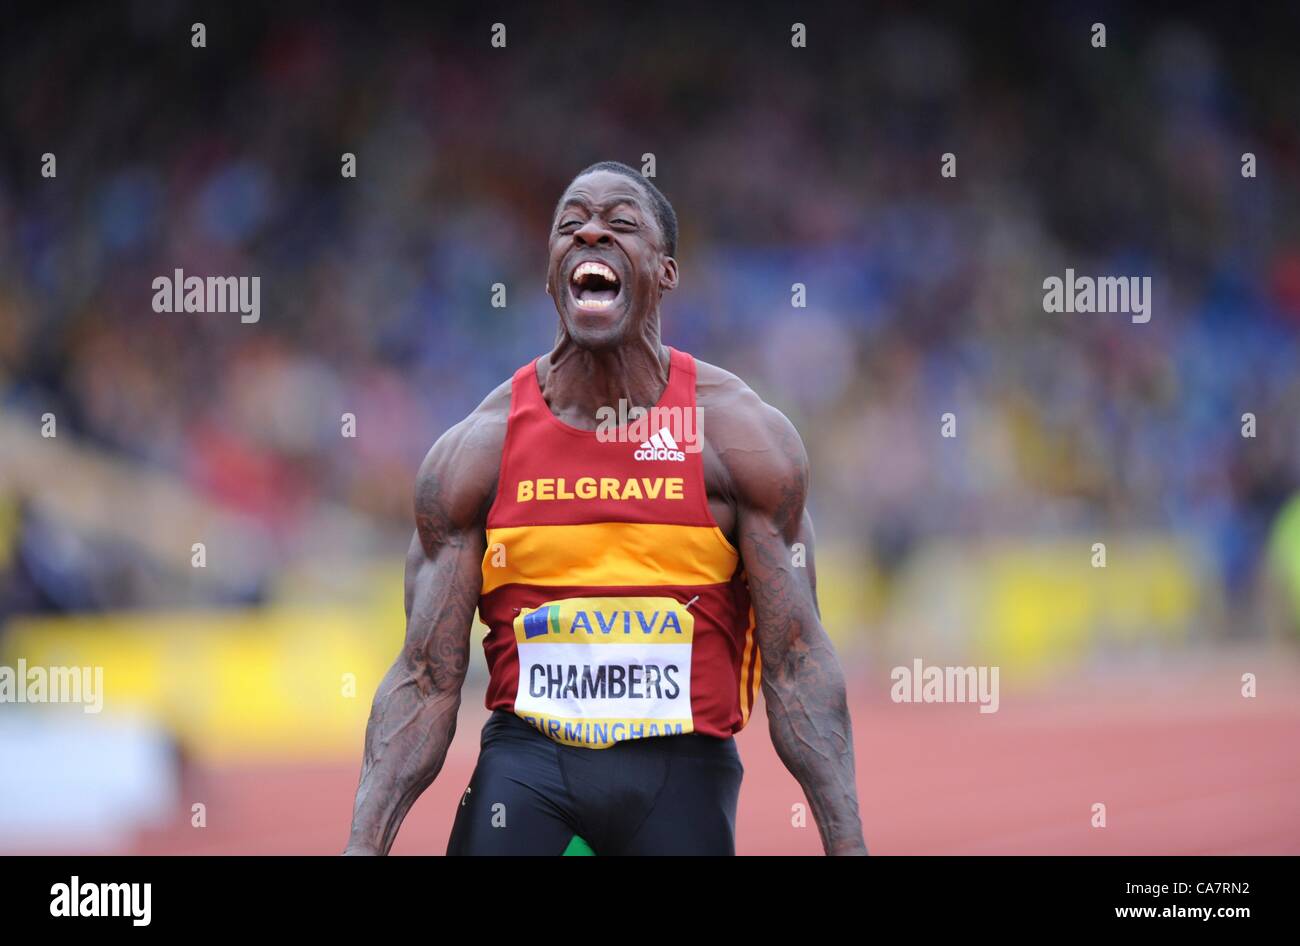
top-left (1, 4), bottom-right (1297, 616)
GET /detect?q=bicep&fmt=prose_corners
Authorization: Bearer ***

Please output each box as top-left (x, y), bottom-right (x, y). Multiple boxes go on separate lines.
top-left (728, 407), bottom-right (823, 663)
top-left (401, 525), bottom-right (485, 692)
top-left (397, 417), bottom-right (497, 690)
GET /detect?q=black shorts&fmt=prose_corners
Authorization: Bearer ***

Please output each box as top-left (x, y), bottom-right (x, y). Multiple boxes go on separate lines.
top-left (446, 710), bottom-right (744, 856)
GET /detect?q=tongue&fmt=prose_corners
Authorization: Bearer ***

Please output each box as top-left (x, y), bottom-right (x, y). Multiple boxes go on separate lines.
top-left (578, 282), bottom-right (618, 302)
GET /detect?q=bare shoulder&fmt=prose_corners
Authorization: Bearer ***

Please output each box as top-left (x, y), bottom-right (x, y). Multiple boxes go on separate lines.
top-left (694, 358), bottom-right (809, 521)
top-left (412, 378), bottom-right (512, 545)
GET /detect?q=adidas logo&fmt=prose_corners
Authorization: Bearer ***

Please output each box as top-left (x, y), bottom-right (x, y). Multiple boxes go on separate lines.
top-left (634, 427), bottom-right (686, 462)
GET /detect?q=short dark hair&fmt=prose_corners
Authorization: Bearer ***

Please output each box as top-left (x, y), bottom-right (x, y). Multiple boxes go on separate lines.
top-left (565, 161), bottom-right (678, 257)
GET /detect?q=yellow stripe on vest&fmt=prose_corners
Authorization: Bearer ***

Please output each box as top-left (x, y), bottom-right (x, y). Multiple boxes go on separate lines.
top-left (481, 522), bottom-right (737, 594)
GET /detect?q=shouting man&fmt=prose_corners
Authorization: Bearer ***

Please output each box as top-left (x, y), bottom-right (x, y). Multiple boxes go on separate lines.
top-left (345, 161), bottom-right (866, 856)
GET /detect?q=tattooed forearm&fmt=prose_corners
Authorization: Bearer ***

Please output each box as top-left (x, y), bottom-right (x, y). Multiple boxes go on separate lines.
top-left (348, 663), bottom-right (460, 855)
top-left (746, 521), bottom-right (866, 855)
top-left (731, 408), bottom-right (866, 855)
top-left (346, 548), bottom-right (479, 854)
top-left (760, 614), bottom-right (865, 855)
top-left (344, 419), bottom-right (495, 855)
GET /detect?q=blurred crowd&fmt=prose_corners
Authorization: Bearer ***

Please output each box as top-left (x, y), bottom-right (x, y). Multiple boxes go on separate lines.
top-left (1, 3), bottom-right (1298, 618)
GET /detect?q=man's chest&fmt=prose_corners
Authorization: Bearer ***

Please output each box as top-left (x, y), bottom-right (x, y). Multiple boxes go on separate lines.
top-left (487, 424), bottom-right (738, 541)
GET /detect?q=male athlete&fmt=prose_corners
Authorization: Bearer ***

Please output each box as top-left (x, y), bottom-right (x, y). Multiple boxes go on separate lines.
top-left (344, 162), bottom-right (866, 855)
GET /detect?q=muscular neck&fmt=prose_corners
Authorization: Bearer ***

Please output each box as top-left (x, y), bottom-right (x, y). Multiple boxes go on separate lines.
top-left (539, 318), bottom-right (669, 429)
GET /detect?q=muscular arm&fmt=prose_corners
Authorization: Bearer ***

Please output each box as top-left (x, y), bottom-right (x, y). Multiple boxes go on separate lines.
top-left (344, 398), bottom-right (505, 855)
top-left (716, 387), bottom-right (867, 856)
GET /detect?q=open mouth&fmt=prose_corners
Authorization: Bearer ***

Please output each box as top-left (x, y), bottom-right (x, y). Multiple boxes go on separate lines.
top-left (569, 260), bottom-right (622, 310)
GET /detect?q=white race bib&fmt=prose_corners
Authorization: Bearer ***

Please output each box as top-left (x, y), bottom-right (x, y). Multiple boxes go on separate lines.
top-left (512, 596), bottom-right (694, 748)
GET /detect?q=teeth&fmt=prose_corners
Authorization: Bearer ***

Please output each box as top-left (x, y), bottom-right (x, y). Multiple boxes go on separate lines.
top-left (575, 296), bottom-right (615, 310)
top-left (571, 261), bottom-right (619, 284)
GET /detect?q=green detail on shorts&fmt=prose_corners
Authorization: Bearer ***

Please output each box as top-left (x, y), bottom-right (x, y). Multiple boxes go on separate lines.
top-left (563, 834), bottom-right (595, 856)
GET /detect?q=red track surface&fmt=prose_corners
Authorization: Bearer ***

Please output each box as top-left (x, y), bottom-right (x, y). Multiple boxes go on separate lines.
top-left (127, 660), bottom-right (1300, 855)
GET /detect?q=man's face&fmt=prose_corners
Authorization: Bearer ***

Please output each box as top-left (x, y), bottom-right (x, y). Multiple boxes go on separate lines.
top-left (547, 169), bottom-right (677, 351)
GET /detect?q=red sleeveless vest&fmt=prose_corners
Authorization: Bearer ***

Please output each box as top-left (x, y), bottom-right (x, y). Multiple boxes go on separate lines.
top-left (477, 347), bottom-right (758, 748)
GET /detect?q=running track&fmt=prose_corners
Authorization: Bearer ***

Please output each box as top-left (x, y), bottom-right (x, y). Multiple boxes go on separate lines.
top-left (123, 657), bottom-right (1300, 855)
